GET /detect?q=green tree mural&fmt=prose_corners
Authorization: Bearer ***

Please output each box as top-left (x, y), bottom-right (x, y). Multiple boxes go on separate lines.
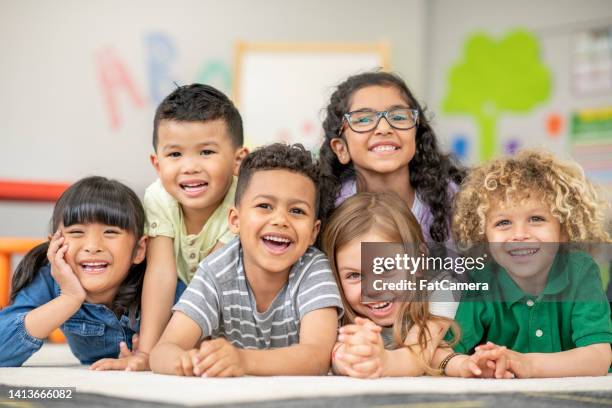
top-left (443, 30), bottom-right (552, 161)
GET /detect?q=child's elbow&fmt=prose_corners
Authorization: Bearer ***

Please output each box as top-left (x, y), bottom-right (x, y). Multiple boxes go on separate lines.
top-left (589, 344), bottom-right (612, 376)
top-left (148, 344), bottom-right (165, 374)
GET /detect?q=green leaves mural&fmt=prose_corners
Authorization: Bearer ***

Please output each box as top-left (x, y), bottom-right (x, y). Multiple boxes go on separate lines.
top-left (443, 30), bottom-right (552, 161)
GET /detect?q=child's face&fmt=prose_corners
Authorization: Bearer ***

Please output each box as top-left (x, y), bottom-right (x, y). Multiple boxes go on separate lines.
top-left (228, 169), bottom-right (321, 278)
top-left (330, 85), bottom-right (416, 177)
top-left (61, 222), bottom-right (146, 304)
top-left (335, 229), bottom-right (400, 327)
top-left (151, 119), bottom-right (245, 216)
top-left (485, 196), bottom-right (565, 294)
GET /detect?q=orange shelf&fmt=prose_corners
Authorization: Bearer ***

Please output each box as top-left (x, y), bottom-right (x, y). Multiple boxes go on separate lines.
top-left (0, 237), bottom-right (65, 343)
top-left (0, 179), bottom-right (70, 202)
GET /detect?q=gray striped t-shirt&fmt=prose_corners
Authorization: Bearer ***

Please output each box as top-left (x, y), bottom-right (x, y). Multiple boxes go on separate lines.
top-left (173, 237), bottom-right (343, 349)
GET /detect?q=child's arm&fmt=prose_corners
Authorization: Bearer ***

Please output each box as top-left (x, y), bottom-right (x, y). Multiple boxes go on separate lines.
top-left (333, 320), bottom-right (384, 377)
top-left (193, 308), bottom-right (338, 376)
top-left (128, 236), bottom-right (179, 370)
top-left (0, 234), bottom-right (85, 366)
top-left (149, 311), bottom-right (203, 376)
top-left (477, 342), bottom-right (612, 378)
top-left (25, 233), bottom-right (85, 339)
top-left (382, 318), bottom-right (452, 376)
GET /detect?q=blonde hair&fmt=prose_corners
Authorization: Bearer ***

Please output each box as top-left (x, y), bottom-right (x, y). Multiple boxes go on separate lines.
top-left (453, 149), bottom-right (611, 245)
top-left (321, 192), bottom-right (457, 373)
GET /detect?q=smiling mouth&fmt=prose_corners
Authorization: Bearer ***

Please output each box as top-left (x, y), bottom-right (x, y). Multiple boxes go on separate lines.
top-left (179, 181), bottom-right (208, 194)
top-left (365, 301), bottom-right (393, 314)
top-left (80, 262), bottom-right (109, 273)
top-left (261, 235), bottom-right (293, 254)
top-left (507, 248), bottom-right (540, 257)
top-left (369, 145), bottom-right (399, 153)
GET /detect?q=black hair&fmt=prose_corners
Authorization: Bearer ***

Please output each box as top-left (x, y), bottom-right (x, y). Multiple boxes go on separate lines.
top-left (319, 71), bottom-right (466, 242)
top-left (11, 176), bottom-right (146, 320)
top-left (152, 83), bottom-right (243, 150)
top-left (235, 143), bottom-right (333, 222)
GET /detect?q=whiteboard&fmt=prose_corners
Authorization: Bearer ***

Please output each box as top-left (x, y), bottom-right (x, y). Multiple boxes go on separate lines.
top-left (234, 42), bottom-right (390, 152)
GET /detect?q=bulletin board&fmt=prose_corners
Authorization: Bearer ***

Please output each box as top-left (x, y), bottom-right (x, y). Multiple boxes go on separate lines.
top-left (233, 41), bottom-right (390, 152)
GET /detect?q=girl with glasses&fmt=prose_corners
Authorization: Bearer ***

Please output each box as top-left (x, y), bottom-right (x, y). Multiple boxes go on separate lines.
top-left (319, 71), bottom-right (465, 245)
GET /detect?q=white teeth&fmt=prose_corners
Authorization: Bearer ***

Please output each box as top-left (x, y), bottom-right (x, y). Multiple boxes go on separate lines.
top-left (263, 235), bottom-right (291, 243)
top-left (371, 145), bottom-right (397, 152)
top-left (181, 182), bottom-right (206, 189)
top-left (369, 302), bottom-right (390, 310)
top-left (81, 262), bottom-right (108, 271)
top-left (82, 262), bottom-right (107, 267)
top-left (508, 248), bottom-right (538, 256)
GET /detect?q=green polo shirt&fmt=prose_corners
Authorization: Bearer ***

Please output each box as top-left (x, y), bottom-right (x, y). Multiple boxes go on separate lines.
top-left (450, 250), bottom-right (612, 354)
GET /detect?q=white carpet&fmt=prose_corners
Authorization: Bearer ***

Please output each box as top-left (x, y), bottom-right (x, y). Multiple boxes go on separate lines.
top-left (0, 344), bottom-right (609, 406)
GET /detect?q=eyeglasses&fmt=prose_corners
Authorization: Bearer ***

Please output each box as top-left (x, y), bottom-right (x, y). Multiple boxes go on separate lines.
top-left (340, 108), bottom-right (419, 134)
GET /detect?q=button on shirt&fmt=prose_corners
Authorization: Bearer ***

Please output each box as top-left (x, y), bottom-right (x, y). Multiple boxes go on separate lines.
top-left (450, 251), bottom-right (612, 354)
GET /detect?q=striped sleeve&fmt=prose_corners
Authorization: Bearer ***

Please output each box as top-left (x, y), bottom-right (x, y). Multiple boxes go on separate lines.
top-left (296, 253), bottom-right (343, 320)
top-left (172, 266), bottom-right (220, 339)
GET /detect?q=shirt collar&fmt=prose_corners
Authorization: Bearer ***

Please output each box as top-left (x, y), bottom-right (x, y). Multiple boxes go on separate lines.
top-left (496, 251), bottom-right (570, 305)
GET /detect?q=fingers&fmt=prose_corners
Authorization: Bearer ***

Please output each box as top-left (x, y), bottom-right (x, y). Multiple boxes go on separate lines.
top-left (132, 334), bottom-right (140, 352)
top-left (338, 331), bottom-right (379, 346)
top-left (335, 349), bottom-right (369, 365)
top-left (175, 350), bottom-right (197, 376)
top-left (118, 342), bottom-right (132, 358)
top-left (475, 341), bottom-right (499, 352)
top-left (342, 344), bottom-right (376, 357)
top-left (342, 362), bottom-right (376, 379)
top-left (90, 358), bottom-right (127, 371)
top-left (466, 359), bottom-right (482, 377)
top-left (47, 237), bottom-right (65, 265)
top-left (350, 357), bottom-right (382, 377)
top-left (215, 366), bottom-right (238, 378)
top-left (354, 317), bottom-right (381, 331)
top-left (494, 353), bottom-right (508, 379)
top-left (194, 339), bottom-right (228, 375)
top-left (201, 357), bottom-right (231, 377)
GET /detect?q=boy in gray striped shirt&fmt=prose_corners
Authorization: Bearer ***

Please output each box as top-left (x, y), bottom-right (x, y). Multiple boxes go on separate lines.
top-left (151, 144), bottom-right (343, 377)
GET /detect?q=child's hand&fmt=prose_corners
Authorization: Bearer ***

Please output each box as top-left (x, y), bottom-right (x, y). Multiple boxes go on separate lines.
top-left (171, 348), bottom-right (199, 376)
top-left (192, 338), bottom-right (245, 377)
top-left (476, 342), bottom-right (532, 379)
top-left (47, 230), bottom-right (86, 303)
top-left (90, 334), bottom-right (150, 371)
top-left (336, 319), bottom-right (386, 378)
top-left (453, 349), bottom-right (512, 378)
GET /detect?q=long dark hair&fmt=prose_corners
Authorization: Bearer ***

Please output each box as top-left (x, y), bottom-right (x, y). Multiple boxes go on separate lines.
top-left (11, 176), bottom-right (146, 319)
top-left (320, 71), bottom-right (465, 242)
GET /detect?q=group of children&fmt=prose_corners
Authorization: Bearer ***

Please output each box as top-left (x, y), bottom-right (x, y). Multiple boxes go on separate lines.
top-left (1, 71), bottom-right (610, 378)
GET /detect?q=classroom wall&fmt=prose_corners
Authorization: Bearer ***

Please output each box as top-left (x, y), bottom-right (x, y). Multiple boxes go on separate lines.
top-left (0, 0), bottom-right (426, 237)
top-left (2, 0), bottom-right (611, 239)
top-left (425, 0), bottom-right (612, 166)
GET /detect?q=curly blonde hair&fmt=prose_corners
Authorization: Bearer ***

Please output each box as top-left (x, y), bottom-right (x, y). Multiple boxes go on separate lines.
top-left (453, 149), bottom-right (611, 245)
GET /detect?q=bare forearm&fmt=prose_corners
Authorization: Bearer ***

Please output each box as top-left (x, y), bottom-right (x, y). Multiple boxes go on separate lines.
top-left (528, 344), bottom-right (611, 377)
top-left (241, 344), bottom-right (332, 376)
top-left (139, 268), bottom-right (177, 353)
top-left (24, 295), bottom-right (82, 339)
top-left (383, 348), bottom-right (428, 376)
top-left (150, 342), bottom-right (185, 374)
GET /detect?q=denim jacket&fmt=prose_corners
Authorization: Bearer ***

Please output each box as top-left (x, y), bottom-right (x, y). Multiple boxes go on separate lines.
top-left (0, 263), bottom-right (186, 367)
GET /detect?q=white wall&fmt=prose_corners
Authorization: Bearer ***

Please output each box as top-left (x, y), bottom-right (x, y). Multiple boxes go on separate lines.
top-left (0, 0), bottom-right (425, 237)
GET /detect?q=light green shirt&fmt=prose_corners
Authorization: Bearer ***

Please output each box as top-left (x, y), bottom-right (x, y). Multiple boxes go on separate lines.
top-left (143, 178), bottom-right (236, 284)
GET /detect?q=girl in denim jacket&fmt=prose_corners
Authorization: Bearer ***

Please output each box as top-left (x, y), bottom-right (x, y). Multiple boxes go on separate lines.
top-left (0, 176), bottom-right (149, 367)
